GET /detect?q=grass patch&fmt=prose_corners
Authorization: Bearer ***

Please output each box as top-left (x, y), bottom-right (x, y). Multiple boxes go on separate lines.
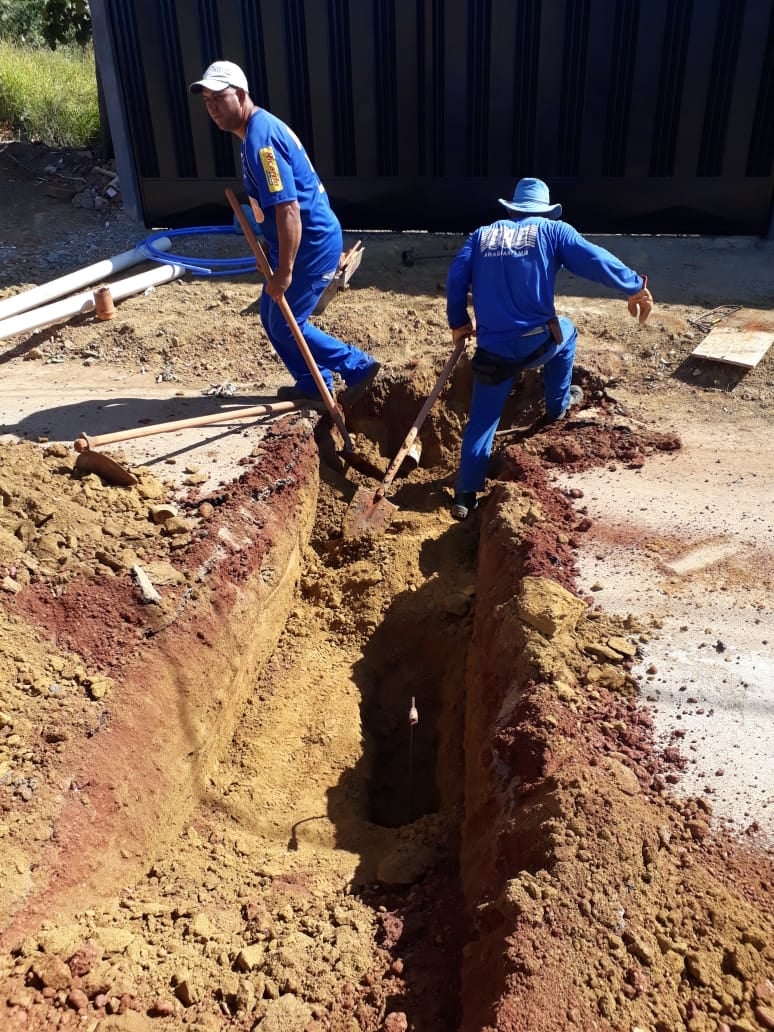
top-left (0, 39), bottom-right (98, 147)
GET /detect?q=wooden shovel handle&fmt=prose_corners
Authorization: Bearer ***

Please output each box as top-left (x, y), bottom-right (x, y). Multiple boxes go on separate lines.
top-left (74, 400), bottom-right (303, 452)
top-left (376, 335), bottom-right (468, 498)
top-left (225, 188), bottom-right (353, 453)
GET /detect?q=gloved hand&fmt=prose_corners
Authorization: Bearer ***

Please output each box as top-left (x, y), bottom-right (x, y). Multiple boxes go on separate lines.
top-left (627, 276), bottom-right (653, 324)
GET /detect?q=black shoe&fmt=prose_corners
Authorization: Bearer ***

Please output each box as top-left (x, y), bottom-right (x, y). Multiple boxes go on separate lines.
top-left (546, 385), bottom-right (584, 422)
top-left (339, 362), bottom-right (381, 408)
top-left (277, 384), bottom-right (324, 403)
top-left (451, 492), bottom-right (478, 520)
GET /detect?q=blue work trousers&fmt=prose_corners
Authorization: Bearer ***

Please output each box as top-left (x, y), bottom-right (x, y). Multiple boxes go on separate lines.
top-left (260, 268), bottom-right (374, 393)
top-left (456, 316), bottom-right (578, 494)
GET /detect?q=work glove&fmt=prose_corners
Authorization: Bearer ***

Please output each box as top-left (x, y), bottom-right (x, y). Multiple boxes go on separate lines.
top-left (627, 276), bottom-right (653, 324)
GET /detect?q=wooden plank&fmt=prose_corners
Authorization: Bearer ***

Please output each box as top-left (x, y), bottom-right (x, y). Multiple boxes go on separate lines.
top-left (691, 308), bottom-right (774, 369)
top-left (313, 243), bottom-right (365, 315)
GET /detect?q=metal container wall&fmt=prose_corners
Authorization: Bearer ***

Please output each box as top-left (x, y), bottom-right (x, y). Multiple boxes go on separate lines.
top-left (91, 0), bottom-right (774, 235)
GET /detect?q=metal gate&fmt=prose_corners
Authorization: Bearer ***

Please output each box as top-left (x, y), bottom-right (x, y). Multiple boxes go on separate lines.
top-left (91, 0), bottom-right (774, 236)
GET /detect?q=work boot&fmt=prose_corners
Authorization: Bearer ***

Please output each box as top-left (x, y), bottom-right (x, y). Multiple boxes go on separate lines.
top-left (451, 492), bottom-right (478, 520)
top-left (277, 383), bottom-right (324, 403)
top-left (339, 361), bottom-right (381, 408)
top-left (546, 384), bottom-right (584, 422)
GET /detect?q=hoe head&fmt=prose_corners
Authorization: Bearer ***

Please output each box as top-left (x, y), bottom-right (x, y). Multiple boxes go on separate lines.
top-left (74, 448), bottom-right (138, 486)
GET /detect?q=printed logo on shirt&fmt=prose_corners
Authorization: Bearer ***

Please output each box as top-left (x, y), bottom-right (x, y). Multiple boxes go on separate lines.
top-left (259, 147), bottom-right (284, 193)
top-left (480, 223), bottom-right (538, 257)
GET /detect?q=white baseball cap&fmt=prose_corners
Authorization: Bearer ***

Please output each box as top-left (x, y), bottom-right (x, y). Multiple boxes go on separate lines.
top-left (189, 60), bottom-right (249, 94)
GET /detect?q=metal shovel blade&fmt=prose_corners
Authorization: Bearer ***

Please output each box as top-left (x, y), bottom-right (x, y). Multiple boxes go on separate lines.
top-left (342, 485), bottom-right (398, 538)
top-left (74, 449), bottom-right (138, 486)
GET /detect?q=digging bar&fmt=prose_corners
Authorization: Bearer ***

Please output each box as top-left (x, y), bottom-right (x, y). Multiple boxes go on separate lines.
top-left (225, 188), bottom-right (355, 455)
top-left (342, 335), bottom-right (468, 537)
top-left (72, 399), bottom-right (308, 485)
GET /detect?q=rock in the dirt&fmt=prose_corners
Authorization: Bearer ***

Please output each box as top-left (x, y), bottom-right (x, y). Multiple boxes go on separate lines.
top-left (343, 560), bottom-right (382, 590)
top-left (93, 926), bottom-right (135, 955)
top-left (586, 641), bottom-right (626, 662)
top-left (97, 1012), bottom-right (153, 1031)
top-left (28, 954), bottom-right (71, 990)
top-left (252, 993), bottom-right (312, 1030)
top-left (235, 943), bottom-right (266, 972)
top-left (604, 757), bottom-right (641, 797)
top-left (607, 635), bottom-right (638, 657)
top-left (517, 576), bottom-right (586, 637)
top-left (382, 1013), bottom-right (409, 1032)
top-left (68, 941), bottom-right (100, 976)
top-left (131, 564), bottom-right (161, 603)
top-left (67, 987), bottom-right (89, 1011)
top-left (142, 559), bottom-right (186, 585)
top-left (149, 503), bottom-right (178, 524)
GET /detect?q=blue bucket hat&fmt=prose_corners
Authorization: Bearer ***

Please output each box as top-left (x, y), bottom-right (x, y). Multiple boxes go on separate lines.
top-left (498, 178), bottom-right (562, 219)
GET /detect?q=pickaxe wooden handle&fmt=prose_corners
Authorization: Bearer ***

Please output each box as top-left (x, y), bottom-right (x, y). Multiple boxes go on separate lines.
top-left (375, 334), bottom-right (468, 499)
top-left (73, 400), bottom-right (305, 452)
top-left (225, 188), bottom-right (353, 453)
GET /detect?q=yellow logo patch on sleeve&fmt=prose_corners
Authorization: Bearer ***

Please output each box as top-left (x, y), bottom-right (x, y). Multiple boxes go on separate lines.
top-left (259, 147), bottom-right (284, 193)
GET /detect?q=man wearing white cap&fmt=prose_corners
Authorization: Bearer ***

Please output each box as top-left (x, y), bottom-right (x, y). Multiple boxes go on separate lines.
top-left (446, 177), bottom-right (653, 520)
top-left (190, 60), bottom-right (380, 406)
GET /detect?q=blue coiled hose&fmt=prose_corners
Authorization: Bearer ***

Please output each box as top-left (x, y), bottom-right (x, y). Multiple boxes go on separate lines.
top-left (135, 225), bottom-right (259, 277)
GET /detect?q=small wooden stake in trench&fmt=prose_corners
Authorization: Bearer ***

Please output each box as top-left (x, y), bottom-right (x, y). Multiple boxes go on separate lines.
top-left (408, 697), bottom-right (419, 823)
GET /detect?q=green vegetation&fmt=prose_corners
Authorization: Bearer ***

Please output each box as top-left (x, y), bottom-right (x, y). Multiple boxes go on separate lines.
top-left (0, 0), bottom-right (46, 44)
top-left (0, 0), bottom-right (96, 146)
top-left (0, 0), bottom-right (91, 49)
top-left (0, 38), bottom-right (98, 146)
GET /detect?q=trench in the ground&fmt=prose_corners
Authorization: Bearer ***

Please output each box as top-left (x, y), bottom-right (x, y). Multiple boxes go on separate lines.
top-left (359, 557), bottom-right (471, 831)
top-left (198, 365), bottom-right (580, 971)
top-left (180, 370), bottom-right (485, 1023)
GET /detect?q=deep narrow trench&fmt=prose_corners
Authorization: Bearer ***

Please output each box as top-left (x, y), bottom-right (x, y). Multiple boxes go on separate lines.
top-left (299, 465), bottom-right (476, 1028)
top-left (360, 566), bottom-right (471, 829)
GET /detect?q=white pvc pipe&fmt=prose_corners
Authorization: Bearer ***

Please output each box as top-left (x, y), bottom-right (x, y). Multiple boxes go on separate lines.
top-left (0, 262), bottom-right (186, 341)
top-left (0, 238), bottom-right (172, 322)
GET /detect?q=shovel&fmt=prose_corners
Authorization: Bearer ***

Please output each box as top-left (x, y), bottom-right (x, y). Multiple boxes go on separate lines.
top-left (225, 189), bottom-right (356, 457)
top-left (73, 399), bottom-right (308, 485)
top-left (342, 335), bottom-right (468, 537)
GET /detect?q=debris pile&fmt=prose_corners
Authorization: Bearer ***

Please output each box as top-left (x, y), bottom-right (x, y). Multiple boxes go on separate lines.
top-left (42, 151), bottom-right (121, 212)
top-left (0, 141), bottom-right (122, 212)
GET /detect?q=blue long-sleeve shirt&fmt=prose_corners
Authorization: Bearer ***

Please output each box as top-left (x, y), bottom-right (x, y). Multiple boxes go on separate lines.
top-left (241, 108), bottom-right (342, 277)
top-left (447, 216), bottom-right (644, 357)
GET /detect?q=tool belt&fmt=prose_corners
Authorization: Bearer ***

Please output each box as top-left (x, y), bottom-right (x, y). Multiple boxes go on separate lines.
top-left (471, 318), bottom-right (563, 385)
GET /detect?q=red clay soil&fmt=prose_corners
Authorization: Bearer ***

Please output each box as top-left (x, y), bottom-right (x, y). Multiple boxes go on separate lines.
top-left (455, 424), bottom-right (773, 1032)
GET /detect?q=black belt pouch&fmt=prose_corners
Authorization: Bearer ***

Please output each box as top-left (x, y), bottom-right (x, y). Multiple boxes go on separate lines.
top-left (471, 348), bottom-right (525, 385)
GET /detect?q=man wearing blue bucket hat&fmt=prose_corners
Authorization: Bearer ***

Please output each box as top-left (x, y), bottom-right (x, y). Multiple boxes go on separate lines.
top-left (446, 177), bottom-right (653, 520)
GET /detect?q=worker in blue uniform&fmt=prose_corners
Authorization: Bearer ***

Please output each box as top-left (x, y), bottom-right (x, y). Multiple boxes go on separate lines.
top-left (446, 178), bottom-right (653, 520)
top-left (190, 60), bottom-right (380, 406)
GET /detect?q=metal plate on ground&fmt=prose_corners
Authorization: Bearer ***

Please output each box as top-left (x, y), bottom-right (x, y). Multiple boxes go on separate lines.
top-left (341, 486), bottom-right (397, 538)
top-left (690, 307), bottom-right (774, 368)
